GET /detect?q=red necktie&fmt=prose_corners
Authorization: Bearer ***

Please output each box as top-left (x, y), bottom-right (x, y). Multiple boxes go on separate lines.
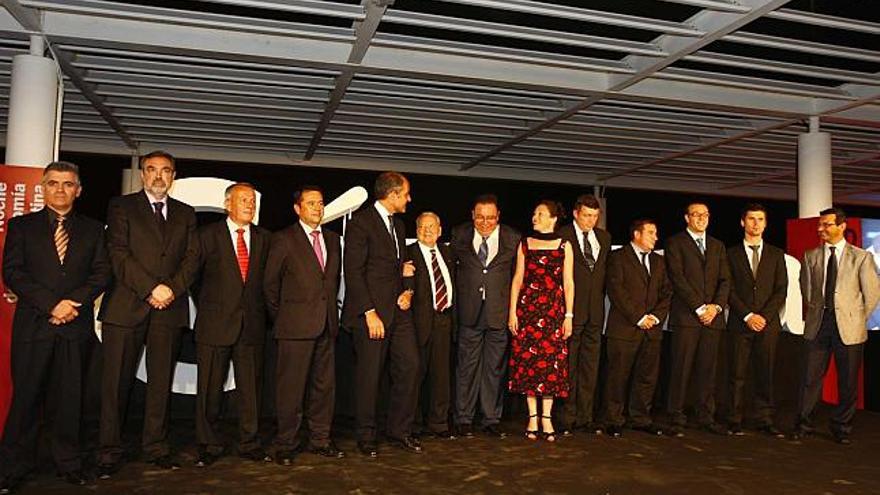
top-left (236, 228), bottom-right (249, 282)
top-left (311, 230), bottom-right (325, 271)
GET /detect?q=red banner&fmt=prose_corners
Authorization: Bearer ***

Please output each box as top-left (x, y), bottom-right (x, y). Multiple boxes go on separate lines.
top-left (786, 217), bottom-right (864, 410)
top-left (0, 164), bottom-right (45, 433)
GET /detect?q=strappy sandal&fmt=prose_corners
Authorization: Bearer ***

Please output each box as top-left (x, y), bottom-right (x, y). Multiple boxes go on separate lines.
top-left (525, 414), bottom-right (539, 441)
top-left (541, 415), bottom-right (557, 442)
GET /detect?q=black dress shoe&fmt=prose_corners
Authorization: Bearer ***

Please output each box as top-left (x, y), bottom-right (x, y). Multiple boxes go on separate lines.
top-left (428, 430), bottom-right (456, 440)
top-left (584, 423), bottom-right (604, 435)
top-left (96, 461), bottom-right (121, 480)
top-left (667, 425), bottom-right (685, 438)
top-left (756, 424), bottom-right (784, 438)
top-left (275, 449), bottom-right (297, 466)
top-left (702, 423), bottom-right (727, 436)
top-left (457, 424), bottom-right (475, 438)
top-left (605, 425), bottom-right (623, 438)
top-left (390, 436), bottom-right (424, 454)
top-left (789, 424), bottom-right (813, 441)
top-left (832, 431), bottom-right (852, 445)
top-left (632, 423), bottom-right (664, 436)
top-left (148, 455), bottom-right (181, 470)
top-left (60, 470), bottom-right (88, 486)
top-left (195, 451), bottom-right (219, 468)
top-left (310, 442), bottom-right (346, 459)
top-left (357, 441), bottom-right (378, 458)
top-left (0, 473), bottom-right (24, 494)
top-left (728, 423), bottom-right (745, 436)
top-left (240, 448), bottom-right (273, 463)
top-left (482, 424), bottom-right (508, 438)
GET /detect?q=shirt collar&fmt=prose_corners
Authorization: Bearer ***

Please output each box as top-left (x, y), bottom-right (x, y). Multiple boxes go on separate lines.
top-left (743, 239), bottom-right (763, 250)
top-left (227, 216), bottom-right (250, 233)
top-left (299, 219), bottom-right (321, 236)
top-left (476, 225), bottom-right (499, 241)
top-left (574, 221), bottom-right (591, 238)
top-left (374, 200), bottom-right (393, 221)
top-left (686, 228), bottom-right (705, 241)
top-left (630, 242), bottom-right (649, 256)
top-left (418, 240), bottom-right (438, 252)
top-left (826, 238), bottom-right (847, 253)
top-left (144, 189), bottom-right (166, 207)
top-left (46, 207), bottom-right (71, 224)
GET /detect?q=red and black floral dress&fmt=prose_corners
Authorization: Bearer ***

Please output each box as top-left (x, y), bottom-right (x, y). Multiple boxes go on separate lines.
top-left (508, 239), bottom-right (569, 398)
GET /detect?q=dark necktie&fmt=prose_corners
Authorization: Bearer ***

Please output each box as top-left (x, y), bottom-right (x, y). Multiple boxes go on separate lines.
top-left (431, 248), bottom-right (449, 311)
top-left (749, 245), bottom-right (760, 278)
top-left (387, 215), bottom-right (399, 258)
top-left (696, 237), bottom-right (705, 256)
top-left (54, 216), bottom-right (68, 264)
top-left (153, 201), bottom-right (165, 229)
top-left (583, 233), bottom-right (596, 271)
top-left (824, 246), bottom-right (837, 309)
top-left (478, 236), bottom-right (489, 267)
top-left (236, 228), bottom-right (249, 282)
top-left (640, 251), bottom-right (650, 277)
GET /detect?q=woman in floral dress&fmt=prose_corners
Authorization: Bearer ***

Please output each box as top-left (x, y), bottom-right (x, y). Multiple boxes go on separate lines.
top-left (508, 200), bottom-right (574, 441)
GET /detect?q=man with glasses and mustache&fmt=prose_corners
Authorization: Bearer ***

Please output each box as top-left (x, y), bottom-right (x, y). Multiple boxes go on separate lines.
top-left (664, 202), bottom-right (730, 438)
top-left (97, 151), bottom-right (200, 475)
top-left (450, 194), bottom-right (520, 439)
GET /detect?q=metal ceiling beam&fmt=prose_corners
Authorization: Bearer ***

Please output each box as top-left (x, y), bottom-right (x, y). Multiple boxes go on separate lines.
top-left (765, 8), bottom-right (880, 35)
top-left (725, 31), bottom-right (880, 64)
top-left (436, 0), bottom-right (705, 36)
top-left (459, 0), bottom-right (793, 171)
top-left (304, 0), bottom-right (392, 160)
top-left (1, 0), bottom-right (138, 148)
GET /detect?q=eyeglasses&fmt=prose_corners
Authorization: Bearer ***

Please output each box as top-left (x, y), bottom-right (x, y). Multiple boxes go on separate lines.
top-left (688, 212), bottom-right (710, 219)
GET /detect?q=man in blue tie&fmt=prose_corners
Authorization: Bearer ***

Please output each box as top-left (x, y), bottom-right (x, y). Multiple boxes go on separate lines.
top-left (664, 202), bottom-right (730, 438)
top-left (449, 195), bottom-right (520, 438)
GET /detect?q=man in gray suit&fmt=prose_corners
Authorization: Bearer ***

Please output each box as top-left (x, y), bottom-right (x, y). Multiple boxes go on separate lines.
top-left (794, 207), bottom-right (880, 444)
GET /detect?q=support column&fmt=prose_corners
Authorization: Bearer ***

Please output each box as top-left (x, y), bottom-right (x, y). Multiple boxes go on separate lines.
top-left (4, 35), bottom-right (59, 167)
top-left (797, 116), bottom-right (832, 218)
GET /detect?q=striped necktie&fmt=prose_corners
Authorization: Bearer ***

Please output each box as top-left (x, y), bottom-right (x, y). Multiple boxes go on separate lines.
top-left (431, 248), bottom-right (449, 311)
top-left (54, 215), bottom-right (69, 264)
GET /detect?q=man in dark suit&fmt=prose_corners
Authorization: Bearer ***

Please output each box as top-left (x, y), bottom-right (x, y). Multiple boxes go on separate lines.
top-left (450, 194), bottom-right (520, 438)
top-left (794, 207), bottom-right (880, 444)
top-left (0, 162), bottom-right (111, 492)
top-left (342, 172), bottom-right (421, 457)
top-left (725, 204), bottom-right (787, 437)
top-left (193, 183), bottom-right (271, 467)
top-left (264, 185), bottom-right (344, 465)
top-left (664, 201), bottom-right (730, 437)
top-left (407, 212), bottom-right (455, 439)
top-left (97, 150), bottom-right (200, 474)
top-left (603, 219), bottom-right (672, 438)
top-left (557, 194), bottom-right (611, 435)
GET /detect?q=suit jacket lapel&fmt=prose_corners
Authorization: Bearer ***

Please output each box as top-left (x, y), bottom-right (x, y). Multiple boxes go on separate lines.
top-left (625, 245), bottom-right (649, 285)
top-left (245, 226), bottom-right (263, 283)
top-left (38, 209), bottom-right (62, 269)
top-left (569, 224), bottom-right (590, 269)
top-left (292, 225), bottom-right (324, 275)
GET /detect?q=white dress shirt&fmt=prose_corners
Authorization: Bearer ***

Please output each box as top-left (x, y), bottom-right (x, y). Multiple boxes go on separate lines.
top-left (742, 239), bottom-right (764, 322)
top-left (227, 217), bottom-right (250, 252)
top-left (374, 201), bottom-right (398, 258)
top-left (472, 226), bottom-right (500, 265)
top-left (417, 241), bottom-right (454, 309)
top-left (630, 243), bottom-right (657, 328)
top-left (145, 190), bottom-right (167, 220)
top-left (821, 238), bottom-right (847, 298)
top-left (575, 222), bottom-right (601, 261)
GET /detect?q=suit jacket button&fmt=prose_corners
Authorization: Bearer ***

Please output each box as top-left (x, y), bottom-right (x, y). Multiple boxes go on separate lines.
top-left (482, 269), bottom-right (488, 274)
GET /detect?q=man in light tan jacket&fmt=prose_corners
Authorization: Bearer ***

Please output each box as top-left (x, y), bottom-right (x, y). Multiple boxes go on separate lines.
top-left (794, 207), bottom-right (880, 444)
